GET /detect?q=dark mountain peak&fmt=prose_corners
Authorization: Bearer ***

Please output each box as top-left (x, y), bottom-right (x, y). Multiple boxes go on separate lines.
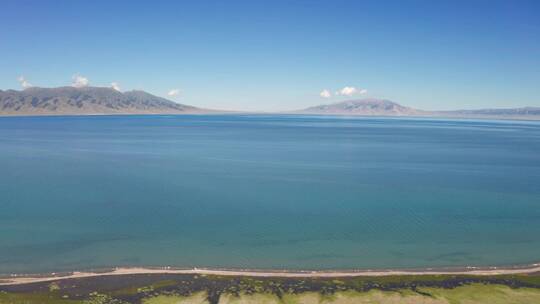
top-left (124, 89), bottom-right (162, 99)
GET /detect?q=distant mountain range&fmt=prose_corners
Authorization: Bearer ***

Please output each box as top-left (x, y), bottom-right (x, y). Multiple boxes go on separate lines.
top-left (1, 88), bottom-right (539, 120)
top-left (439, 107), bottom-right (540, 117)
top-left (296, 99), bottom-right (540, 120)
top-left (0, 87), bottom-right (213, 115)
top-left (299, 99), bottom-right (425, 116)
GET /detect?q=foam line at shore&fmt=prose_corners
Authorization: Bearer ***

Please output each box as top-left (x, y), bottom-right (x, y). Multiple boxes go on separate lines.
top-left (1, 264), bottom-right (540, 286)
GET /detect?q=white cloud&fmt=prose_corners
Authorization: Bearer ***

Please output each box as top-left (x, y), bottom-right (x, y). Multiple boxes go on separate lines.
top-left (336, 86), bottom-right (367, 96)
top-left (17, 76), bottom-right (33, 89)
top-left (319, 89), bottom-right (331, 98)
top-left (72, 74), bottom-right (89, 88)
top-left (111, 82), bottom-right (121, 91)
top-left (167, 89), bottom-right (180, 97)
top-left (337, 86), bottom-right (357, 96)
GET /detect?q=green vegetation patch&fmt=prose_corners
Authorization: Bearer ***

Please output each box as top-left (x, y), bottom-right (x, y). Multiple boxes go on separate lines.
top-left (421, 284), bottom-right (540, 304)
top-left (141, 291), bottom-right (208, 304)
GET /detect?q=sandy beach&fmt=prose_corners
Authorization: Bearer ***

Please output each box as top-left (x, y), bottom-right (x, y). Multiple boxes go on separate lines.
top-left (2, 264), bottom-right (540, 286)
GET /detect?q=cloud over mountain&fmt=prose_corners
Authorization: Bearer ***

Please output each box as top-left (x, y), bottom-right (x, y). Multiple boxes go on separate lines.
top-left (72, 74), bottom-right (89, 88)
top-left (17, 76), bottom-right (32, 89)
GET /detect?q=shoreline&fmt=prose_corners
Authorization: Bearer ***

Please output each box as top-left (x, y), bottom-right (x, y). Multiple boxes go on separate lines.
top-left (2, 263), bottom-right (540, 286)
top-left (1, 112), bottom-right (540, 122)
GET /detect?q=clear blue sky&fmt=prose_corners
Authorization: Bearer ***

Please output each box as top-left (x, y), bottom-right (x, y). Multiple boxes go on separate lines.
top-left (1, 0), bottom-right (539, 111)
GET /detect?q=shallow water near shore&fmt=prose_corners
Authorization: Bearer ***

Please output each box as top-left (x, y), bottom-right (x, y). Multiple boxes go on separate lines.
top-left (0, 114), bottom-right (539, 274)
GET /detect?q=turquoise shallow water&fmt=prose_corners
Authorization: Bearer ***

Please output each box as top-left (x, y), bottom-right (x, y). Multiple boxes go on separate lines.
top-left (0, 115), bottom-right (539, 274)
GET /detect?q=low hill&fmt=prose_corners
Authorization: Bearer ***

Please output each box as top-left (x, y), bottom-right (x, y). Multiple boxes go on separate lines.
top-left (442, 107), bottom-right (540, 118)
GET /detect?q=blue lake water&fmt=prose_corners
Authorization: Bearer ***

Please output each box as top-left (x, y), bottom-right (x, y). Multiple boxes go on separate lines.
top-left (1, 115), bottom-right (539, 274)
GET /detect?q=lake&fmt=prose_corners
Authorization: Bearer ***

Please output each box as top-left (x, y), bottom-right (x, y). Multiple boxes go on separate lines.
top-left (1, 115), bottom-right (539, 274)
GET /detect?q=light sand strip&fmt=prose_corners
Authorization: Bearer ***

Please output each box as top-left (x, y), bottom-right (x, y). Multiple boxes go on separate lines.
top-left (1, 264), bottom-right (540, 286)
